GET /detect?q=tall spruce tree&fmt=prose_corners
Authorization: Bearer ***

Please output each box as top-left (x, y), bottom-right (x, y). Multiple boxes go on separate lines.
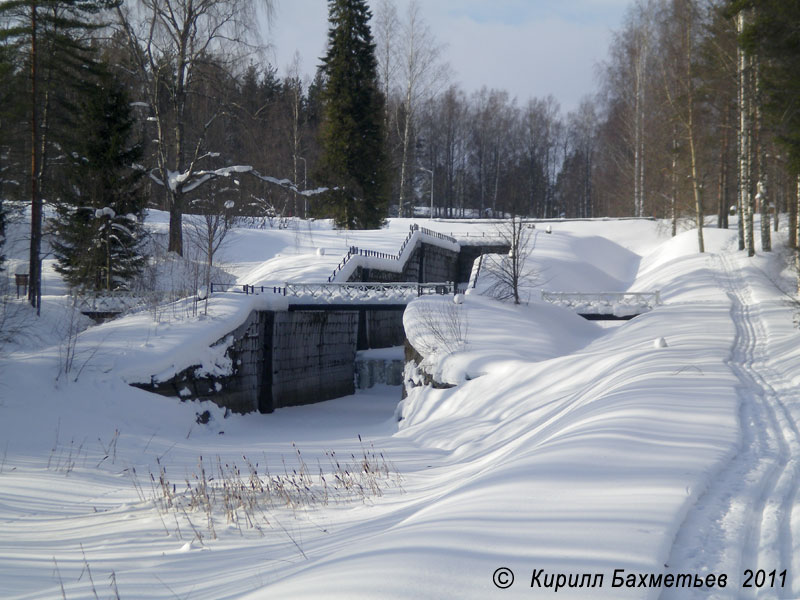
top-left (318, 0), bottom-right (388, 229)
top-left (733, 0), bottom-right (800, 175)
top-left (0, 196), bottom-right (5, 276)
top-left (51, 71), bottom-right (146, 292)
top-left (0, 0), bottom-right (120, 309)
top-left (0, 44), bottom-right (20, 275)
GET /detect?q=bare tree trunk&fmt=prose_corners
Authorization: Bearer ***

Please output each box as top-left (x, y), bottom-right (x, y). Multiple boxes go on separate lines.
top-left (718, 106), bottom-right (730, 229)
top-left (105, 217), bottom-right (112, 291)
top-left (796, 175), bottom-right (800, 294)
top-left (633, 32), bottom-right (648, 218)
top-left (398, 99), bottom-right (412, 217)
top-left (375, 0), bottom-right (398, 138)
top-left (686, 26), bottom-right (704, 254)
top-left (584, 148), bottom-right (592, 218)
top-left (671, 126), bottom-right (678, 237)
top-left (789, 173), bottom-right (797, 249)
top-left (28, 2), bottom-right (41, 313)
top-left (492, 150), bottom-right (500, 215)
top-left (773, 159), bottom-right (780, 232)
top-left (638, 43), bottom-right (647, 218)
top-left (738, 11), bottom-right (754, 256)
top-left (754, 52), bottom-right (770, 251)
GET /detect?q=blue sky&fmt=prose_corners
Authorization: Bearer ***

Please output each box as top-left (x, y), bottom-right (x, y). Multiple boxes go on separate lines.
top-left (267, 0), bottom-right (632, 113)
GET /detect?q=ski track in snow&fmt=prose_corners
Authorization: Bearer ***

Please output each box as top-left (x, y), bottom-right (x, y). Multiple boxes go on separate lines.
top-left (663, 253), bottom-right (800, 600)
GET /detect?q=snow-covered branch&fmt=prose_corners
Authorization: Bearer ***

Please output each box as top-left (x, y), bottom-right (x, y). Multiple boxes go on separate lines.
top-left (160, 165), bottom-right (333, 197)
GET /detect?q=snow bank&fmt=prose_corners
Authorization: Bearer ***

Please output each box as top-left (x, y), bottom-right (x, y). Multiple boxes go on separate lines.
top-left (257, 231), bottom-right (743, 599)
top-left (529, 231), bottom-right (640, 292)
top-left (404, 293), bottom-right (601, 384)
top-left (5, 214), bottom-right (794, 600)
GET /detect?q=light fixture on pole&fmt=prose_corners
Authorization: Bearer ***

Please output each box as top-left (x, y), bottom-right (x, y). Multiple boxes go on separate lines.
top-left (419, 166), bottom-right (434, 220)
top-left (298, 156), bottom-right (307, 218)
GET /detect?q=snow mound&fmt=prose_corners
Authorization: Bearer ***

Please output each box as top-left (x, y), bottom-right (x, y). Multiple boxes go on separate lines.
top-left (404, 294), bottom-right (601, 384)
top-left (529, 231), bottom-right (641, 292)
top-left (633, 228), bottom-right (738, 304)
top-left (638, 228), bottom-right (737, 277)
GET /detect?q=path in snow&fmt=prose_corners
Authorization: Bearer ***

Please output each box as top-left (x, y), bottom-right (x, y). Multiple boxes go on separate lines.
top-left (663, 253), bottom-right (800, 600)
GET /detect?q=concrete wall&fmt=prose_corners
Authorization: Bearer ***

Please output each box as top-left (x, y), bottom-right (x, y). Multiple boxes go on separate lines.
top-left (457, 244), bottom-right (510, 283)
top-left (357, 308), bottom-right (405, 350)
top-left (271, 311), bottom-right (358, 409)
top-left (131, 310), bottom-right (271, 414)
top-left (349, 240), bottom-right (459, 284)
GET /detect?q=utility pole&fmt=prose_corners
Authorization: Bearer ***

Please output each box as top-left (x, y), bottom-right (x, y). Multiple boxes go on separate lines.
top-left (419, 166), bottom-right (434, 219)
top-left (298, 156), bottom-right (307, 218)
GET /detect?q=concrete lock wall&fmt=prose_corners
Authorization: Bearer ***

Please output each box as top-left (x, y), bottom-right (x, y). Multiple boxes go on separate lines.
top-left (357, 309), bottom-right (405, 350)
top-left (457, 244), bottom-right (511, 283)
top-left (350, 241), bottom-right (459, 284)
top-left (271, 311), bottom-right (358, 410)
top-left (130, 310), bottom-right (271, 414)
top-left (132, 309), bottom-right (359, 414)
top-left (401, 243), bottom-right (459, 283)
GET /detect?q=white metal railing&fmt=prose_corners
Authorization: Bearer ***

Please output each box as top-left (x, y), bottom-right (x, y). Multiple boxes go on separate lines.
top-left (541, 291), bottom-right (661, 314)
top-left (73, 291), bottom-right (144, 313)
top-left (284, 281), bottom-right (454, 303)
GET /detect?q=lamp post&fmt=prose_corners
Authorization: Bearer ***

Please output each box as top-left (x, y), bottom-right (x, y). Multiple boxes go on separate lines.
top-left (298, 156), bottom-right (307, 218)
top-left (419, 166), bottom-right (434, 219)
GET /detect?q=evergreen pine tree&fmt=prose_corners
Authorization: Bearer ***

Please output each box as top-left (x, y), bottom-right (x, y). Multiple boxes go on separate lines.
top-left (0, 198), bottom-right (5, 276)
top-left (318, 0), bottom-right (388, 229)
top-left (51, 71), bottom-right (146, 292)
top-left (0, 0), bottom-right (121, 308)
top-left (0, 44), bottom-right (19, 275)
top-left (748, 2), bottom-right (800, 174)
top-left (729, 0), bottom-right (800, 172)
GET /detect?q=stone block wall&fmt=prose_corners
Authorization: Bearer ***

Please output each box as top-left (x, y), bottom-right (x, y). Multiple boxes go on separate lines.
top-left (271, 311), bottom-right (358, 409)
top-left (457, 244), bottom-right (510, 283)
top-left (421, 243), bottom-right (459, 282)
top-left (348, 241), bottom-right (459, 285)
top-left (357, 308), bottom-right (406, 350)
top-left (130, 310), bottom-right (271, 414)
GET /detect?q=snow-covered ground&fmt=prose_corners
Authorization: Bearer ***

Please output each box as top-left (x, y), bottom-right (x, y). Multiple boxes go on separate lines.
top-left (2, 211), bottom-right (800, 599)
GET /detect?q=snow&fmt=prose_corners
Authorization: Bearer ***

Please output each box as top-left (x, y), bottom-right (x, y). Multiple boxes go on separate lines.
top-left (2, 210), bottom-right (800, 598)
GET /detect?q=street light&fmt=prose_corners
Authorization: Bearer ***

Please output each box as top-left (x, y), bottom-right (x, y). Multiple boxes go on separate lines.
top-left (419, 166), bottom-right (434, 219)
top-left (297, 156), bottom-right (308, 218)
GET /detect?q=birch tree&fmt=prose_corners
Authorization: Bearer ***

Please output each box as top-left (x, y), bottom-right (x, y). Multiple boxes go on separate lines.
top-left (662, 0), bottom-right (707, 252)
top-left (373, 0), bottom-right (398, 138)
top-left (737, 8), bottom-right (755, 255)
top-left (393, 0), bottom-right (446, 217)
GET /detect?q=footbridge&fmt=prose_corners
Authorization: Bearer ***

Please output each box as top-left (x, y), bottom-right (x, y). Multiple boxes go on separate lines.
top-left (210, 281), bottom-right (457, 308)
top-left (541, 291), bottom-right (662, 320)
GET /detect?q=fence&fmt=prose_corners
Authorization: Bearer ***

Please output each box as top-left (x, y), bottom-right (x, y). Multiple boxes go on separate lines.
top-left (541, 291), bottom-right (661, 314)
top-left (284, 281), bottom-right (455, 302)
top-left (326, 224), bottom-right (458, 282)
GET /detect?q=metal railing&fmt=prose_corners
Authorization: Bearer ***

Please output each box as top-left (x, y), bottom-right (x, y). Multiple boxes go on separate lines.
top-left (209, 283), bottom-right (285, 295)
top-left (73, 291), bottom-right (145, 313)
top-left (284, 281), bottom-right (455, 302)
top-left (541, 291), bottom-right (662, 313)
top-left (326, 224), bottom-right (458, 282)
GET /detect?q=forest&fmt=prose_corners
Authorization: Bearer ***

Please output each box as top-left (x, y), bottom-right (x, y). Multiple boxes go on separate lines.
top-left (1, 0), bottom-right (799, 305)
